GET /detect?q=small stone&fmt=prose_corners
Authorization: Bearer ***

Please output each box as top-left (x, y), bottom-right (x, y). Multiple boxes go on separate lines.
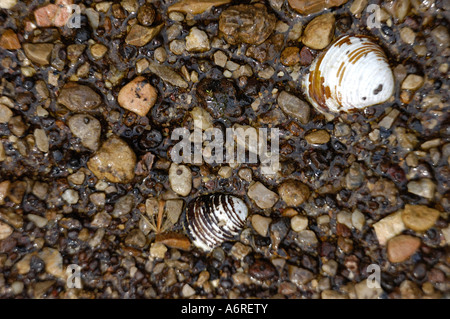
top-left (280, 47), bottom-right (300, 66)
top-left (67, 114), bottom-right (101, 151)
top-left (168, 11), bottom-right (184, 22)
top-left (258, 66), bottom-right (275, 79)
top-left (0, 29), bottom-right (21, 50)
top-left (251, 214), bottom-right (272, 237)
top-left (288, 265), bottom-right (314, 286)
top-left (62, 189), bottom-right (79, 205)
top-left (373, 211), bottom-right (406, 245)
top-left (219, 4), bottom-right (276, 45)
top-left (68, 170), bottom-right (85, 185)
top-left (89, 229), bottom-right (105, 248)
top-left (288, 0), bottom-right (348, 15)
top-left (354, 279), bottom-right (384, 299)
top-left (87, 136), bottom-right (136, 183)
top-left (125, 229), bottom-right (146, 248)
top-left (166, 23), bottom-right (183, 41)
top-left (147, 61), bottom-right (188, 88)
top-left (321, 290), bottom-right (349, 299)
top-left (169, 39), bottom-right (186, 55)
top-left (91, 211), bottom-right (112, 228)
top-left (121, 0), bottom-right (138, 13)
top-left (0, 221), bottom-right (13, 240)
top-left (89, 192), bottom-right (106, 207)
top-left (302, 13), bottom-right (335, 50)
top-left (248, 259), bottom-right (277, 281)
top-left (90, 43), bottom-right (108, 59)
top-left (277, 91), bottom-right (310, 124)
top-left (291, 215), bottom-right (308, 232)
top-left (23, 43), bottom-right (54, 65)
top-left (168, 0), bottom-right (231, 15)
top-left (401, 74), bottom-right (424, 91)
top-left (125, 24), bottom-right (163, 47)
top-left (350, 0), bottom-right (368, 17)
top-left (67, 44), bottom-right (85, 63)
top-left (34, 128), bottom-right (49, 153)
top-left (11, 281), bottom-right (24, 295)
top-left (169, 163), bottom-right (192, 197)
top-left (387, 235), bottom-right (421, 263)
top-left (39, 247), bottom-right (65, 278)
top-left (33, 281), bottom-right (55, 299)
top-left (378, 109), bottom-right (400, 130)
top-left (402, 204), bottom-right (440, 232)
top-left (288, 21), bottom-right (303, 41)
top-left (322, 259), bottom-right (338, 276)
top-left (57, 82), bottom-right (101, 112)
top-left (442, 225), bottom-right (450, 245)
top-left (185, 27), bottom-right (210, 52)
top-left (191, 107), bottom-right (213, 130)
top-left (305, 130), bottom-right (330, 145)
top-left (230, 242), bottom-right (252, 260)
top-left (150, 242), bottom-right (167, 259)
top-left (118, 76), bottom-right (158, 117)
top-left (352, 210), bottom-right (365, 231)
top-left (213, 50), bottom-right (228, 68)
top-left (0, 0), bottom-right (17, 9)
top-left (431, 25), bottom-right (449, 49)
top-left (112, 194), bottom-right (135, 218)
top-left (238, 168), bottom-right (252, 182)
top-left (0, 104), bottom-right (13, 124)
top-left (278, 180), bottom-right (310, 207)
top-left (31, 182), bottom-right (48, 200)
top-left (154, 47), bottom-right (167, 63)
top-left (345, 162), bottom-right (365, 190)
top-left (247, 181), bottom-right (279, 209)
top-left (400, 27), bottom-right (416, 45)
top-left (181, 284), bottom-right (196, 297)
top-left (27, 214), bottom-right (48, 228)
top-left (85, 8), bottom-right (100, 29)
top-left (407, 178), bottom-right (435, 200)
top-left (0, 143), bottom-right (5, 162)
top-left (137, 3), bottom-right (155, 26)
top-left (218, 166), bottom-right (232, 178)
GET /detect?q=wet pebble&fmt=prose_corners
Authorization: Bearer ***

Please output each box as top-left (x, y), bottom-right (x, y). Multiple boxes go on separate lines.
top-left (302, 13), bottom-right (335, 50)
top-left (169, 163), bottom-right (192, 197)
top-left (387, 235), bottom-right (421, 263)
top-left (67, 114), bottom-right (102, 151)
top-left (247, 181), bottom-right (279, 209)
top-left (251, 214), bottom-right (272, 237)
top-left (87, 136), bottom-right (136, 183)
top-left (278, 180), bottom-right (310, 207)
top-left (118, 76), bottom-right (158, 117)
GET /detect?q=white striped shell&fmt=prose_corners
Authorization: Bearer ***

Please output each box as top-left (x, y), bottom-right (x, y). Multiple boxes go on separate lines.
top-left (302, 35), bottom-right (395, 113)
top-left (185, 194), bottom-right (248, 252)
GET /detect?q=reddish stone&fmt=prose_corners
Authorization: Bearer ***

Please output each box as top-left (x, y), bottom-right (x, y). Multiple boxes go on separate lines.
top-left (299, 46), bottom-right (314, 66)
top-left (34, 4), bottom-right (58, 27)
top-left (0, 29), bottom-right (21, 50)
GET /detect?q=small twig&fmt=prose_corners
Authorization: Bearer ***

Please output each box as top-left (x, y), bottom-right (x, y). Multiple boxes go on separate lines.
top-left (157, 199), bottom-right (166, 234)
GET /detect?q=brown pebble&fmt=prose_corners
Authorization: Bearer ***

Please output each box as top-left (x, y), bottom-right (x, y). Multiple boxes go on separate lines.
top-left (0, 29), bottom-right (21, 50)
top-left (280, 47), bottom-right (300, 66)
top-left (387, 235), bottom-right (421, 263)
top-left (248, 259), bottom-right (277, 280)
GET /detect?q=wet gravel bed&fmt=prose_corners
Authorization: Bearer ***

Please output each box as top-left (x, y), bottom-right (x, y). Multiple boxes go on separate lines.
top-left (0, 0), bottom-right (449, 299)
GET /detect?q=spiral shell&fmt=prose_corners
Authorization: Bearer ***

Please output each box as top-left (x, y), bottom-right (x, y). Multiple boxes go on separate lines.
top-left (302, 35), bottom-right (394, 114)
top-left (185, 194), bottom-right (248, 252)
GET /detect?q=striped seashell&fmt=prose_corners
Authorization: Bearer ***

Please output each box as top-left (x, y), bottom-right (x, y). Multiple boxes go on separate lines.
top-left (185, 194), bottom-right (248, 252)
top-left (302, 35), bottom-right (395, 114)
